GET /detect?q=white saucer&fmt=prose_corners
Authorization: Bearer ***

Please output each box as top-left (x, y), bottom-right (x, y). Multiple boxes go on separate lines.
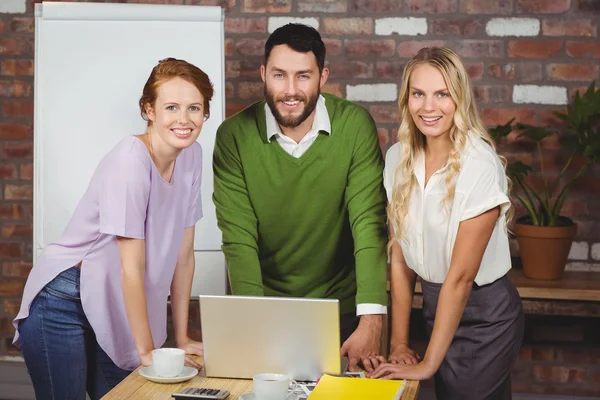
top-left (139, 365), bottom-right (198, 384)
top-left (239, 393), bottom-right (298, 400)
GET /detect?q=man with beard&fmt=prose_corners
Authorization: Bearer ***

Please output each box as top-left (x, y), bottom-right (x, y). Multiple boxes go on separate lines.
top-left (213, 24), bottom-right (388, 372)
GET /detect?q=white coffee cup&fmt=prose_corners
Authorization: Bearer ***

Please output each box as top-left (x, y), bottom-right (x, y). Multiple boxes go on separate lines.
top-left (151, 348), bottom-right (185, 378)
top-left (253, 373), bottom-right (297, 400)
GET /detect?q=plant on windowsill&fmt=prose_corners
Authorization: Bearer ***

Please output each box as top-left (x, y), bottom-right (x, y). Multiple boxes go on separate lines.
top-left (490, 81), bottom-right (600, 280)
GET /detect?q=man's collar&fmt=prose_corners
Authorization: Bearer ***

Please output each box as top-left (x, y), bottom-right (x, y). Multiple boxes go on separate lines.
top-left (265, 95), bottom-right (331, 142)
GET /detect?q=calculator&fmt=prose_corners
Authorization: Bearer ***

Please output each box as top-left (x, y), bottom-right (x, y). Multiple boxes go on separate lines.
top-left (172, 387), bottom-right (230, 399)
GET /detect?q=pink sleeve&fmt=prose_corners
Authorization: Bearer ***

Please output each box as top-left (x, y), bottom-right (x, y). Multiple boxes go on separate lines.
top-left (185, 144), bottom-right (203, 227)
top-left (99, 154), bottom-right (151, 239)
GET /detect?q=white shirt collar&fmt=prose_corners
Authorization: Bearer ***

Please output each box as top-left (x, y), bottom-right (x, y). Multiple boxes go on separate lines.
top-left (265, 95), bottom-right (331, 142)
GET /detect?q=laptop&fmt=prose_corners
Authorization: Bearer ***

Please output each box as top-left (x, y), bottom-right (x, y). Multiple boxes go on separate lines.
top-left (199, 295), bottom-right (344, 381)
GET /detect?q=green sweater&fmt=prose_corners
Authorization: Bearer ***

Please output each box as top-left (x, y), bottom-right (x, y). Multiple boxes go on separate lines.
top-left (213, 94), bottom-right (387, 314)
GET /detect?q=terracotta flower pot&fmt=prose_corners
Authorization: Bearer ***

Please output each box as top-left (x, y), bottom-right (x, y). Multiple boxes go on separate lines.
top-left (515, 221), bottom-right (577, 280)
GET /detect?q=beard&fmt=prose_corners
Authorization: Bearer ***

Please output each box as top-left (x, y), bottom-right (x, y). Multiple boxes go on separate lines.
top-left (265, 84), bottom-right (320, 129)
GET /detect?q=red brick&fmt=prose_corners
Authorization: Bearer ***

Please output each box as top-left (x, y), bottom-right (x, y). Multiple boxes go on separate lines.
top-left (0, 204), bottom-right (26, 220)
top-left (576, 0), bottom-right (600, 12)
top-left (326, 60), bottom-right (373, 79)
top-left (0, 19), bottom-right (4, 34)
top-left (518, 346), bottom-right (533, 362)
top-left (0, 244), bottom-right (23, 260)
top-left (375, 61), bottom-right (405, 78)
top-left (397, 40), bottom-right (446, 57)
top-left (10, 17), bottom-right (34, 34)
top-left (487, 63), bottom-right (502, 78)
top-left (323, 39), bottom-right (342, 56)
top-left (350, 0), bottom-right (403, 12)
top-left (456, 40), bottom-right (504, 58)
top-left (226, 103), bottom-right (251, 118)
top-left (0, 38), bottom-right (33, 56)
top-left (0, 278), bottom-right (25, 297)
top-left (569, 85), bottom-right (589, 100)
top-left (20, 162), bottom-right (33, 180)
top-left (369, 105), bottom-right (400, 124)
top-left (298, 0), bottom-right (347, 12)
top-left (377, 128), bottom-right (390, 145)
top-left (0, 60), bottom-right (34, 76)
top-left (0, 80), bottom-right (32, 97)
top-left (241, 0), bottom-right (292, 13)
top-left (225, 82), bottom-right (234, 99)
top-left (405, 0), bottom-right (458, 13)
top-left (236, 39), bottom-right (266, 56)
top-left (467, 62), bottom-right (484, 80)
top-left (4, 184), bottom-right (33, 200)
top-left (430, 18), bottom-right (483, 36)
top-left (558, 347), bottom-right (600, 365)
top-left (560, 197), bottom-right (590, 218)
top-left (539, 106), bottom-right (566, 125)
top-left (0, 163), bottom-right (17, 179)
top-left (2, 261), bottom-right (32, 278)
top-left (1, 142), bottom-right (33, 158)
top-left (322, 83), bottom-right (342, 97)
top-left (532, 346), bottom-right (556, 361)
top-left (517, 0), bottom-right (570, 13)
top-left (2, 101), bottom-right (33, 117)
top-left (225, 17), bottom-right (267, 34)
top-left (542, 19), bottom-right (596, 37)
top-left (187, 0), bottom-right (236, 11)
top-left (461, 0), bottom-right (513, 14)
top-left (547, 63), bottom-right (599, 81)
top-left (482, 108), bottom-right (536, 127)
top-left (345, 39), bottom-right (395, 57)
top-left (323, 18), bottom-right (372, 35)
top-left (238, 82), bottom-right (263, 99)
top-left (566, 41), bottom-right (600, 58)
top-left (237, 59), bottom-right (262, 78)
top-left (504, 151), bottom-right (533, 166)
top-left (473, 85), bottom-right (511, 103)
top-left (225, 38), bottom-right (234, 57)
top-left (508, 40), bottom-right (563, 58)
top-left (0, 123), bottom-right (30, 139)
top-left (3, 299), bottom-right (21, 315)
top-left (128, 0), bottom-right (185, 3)
top-left (505, 62), bottom-right (543, 81)
top-left (225, 61), bottom-right (240, 79)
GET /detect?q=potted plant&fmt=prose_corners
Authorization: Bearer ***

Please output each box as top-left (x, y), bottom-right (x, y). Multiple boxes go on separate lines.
top-left (490, 81), bottom-right (600, 280)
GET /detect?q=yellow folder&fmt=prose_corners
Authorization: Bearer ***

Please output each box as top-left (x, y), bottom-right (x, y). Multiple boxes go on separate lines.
top-left (308, 374), bottom-right (406, 400)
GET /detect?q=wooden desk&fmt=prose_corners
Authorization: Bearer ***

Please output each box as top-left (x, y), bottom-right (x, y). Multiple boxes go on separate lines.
top-left (102, 357), bottom-right (420, 399)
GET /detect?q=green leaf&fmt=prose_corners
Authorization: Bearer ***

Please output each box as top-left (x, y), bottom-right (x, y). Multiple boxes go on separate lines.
top-left (515, 123), bottom-right (554, 142)
top-left (489, 118), bottom-right (515, 141)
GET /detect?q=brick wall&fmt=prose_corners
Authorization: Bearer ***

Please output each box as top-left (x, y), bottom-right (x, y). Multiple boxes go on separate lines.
top-left (1, 0), bottom-right (599, 395)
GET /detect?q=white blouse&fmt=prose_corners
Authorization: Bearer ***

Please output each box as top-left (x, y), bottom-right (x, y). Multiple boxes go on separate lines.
top-left (383, 135), bottom-right (512, 286)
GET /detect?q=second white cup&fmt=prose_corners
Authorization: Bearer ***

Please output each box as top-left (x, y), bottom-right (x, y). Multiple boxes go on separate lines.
top-left (151, 348), bottom-right (185, 378)
top-left (253, 373), bottom-right (296, 400)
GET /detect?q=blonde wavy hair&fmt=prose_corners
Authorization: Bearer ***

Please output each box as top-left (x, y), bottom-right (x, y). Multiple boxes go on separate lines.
top-left (388, 46), bottom-right (513, 246)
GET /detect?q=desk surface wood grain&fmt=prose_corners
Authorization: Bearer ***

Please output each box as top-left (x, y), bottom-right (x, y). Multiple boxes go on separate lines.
top-left (102, 357), bottom-right (419, 400)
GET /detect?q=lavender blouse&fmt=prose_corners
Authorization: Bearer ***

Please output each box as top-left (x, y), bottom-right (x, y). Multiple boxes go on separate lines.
top-left (13, 136), bottom-right (203, 370)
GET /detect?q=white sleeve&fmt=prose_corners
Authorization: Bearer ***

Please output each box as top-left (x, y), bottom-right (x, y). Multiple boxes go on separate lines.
top-left (460, 161), bottom-right (511, 222)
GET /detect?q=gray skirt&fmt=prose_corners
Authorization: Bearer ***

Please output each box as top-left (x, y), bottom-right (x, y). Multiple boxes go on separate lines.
top-left (421, 275), bottom-right (524, 400)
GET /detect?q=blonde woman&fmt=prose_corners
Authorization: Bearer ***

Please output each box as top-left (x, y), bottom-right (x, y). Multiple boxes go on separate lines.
top-left (369, 47), bottom-right (524, 399)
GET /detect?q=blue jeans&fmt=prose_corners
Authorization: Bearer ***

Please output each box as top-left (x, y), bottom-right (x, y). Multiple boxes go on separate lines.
top-left (19, 267), bottom-right (130, 400)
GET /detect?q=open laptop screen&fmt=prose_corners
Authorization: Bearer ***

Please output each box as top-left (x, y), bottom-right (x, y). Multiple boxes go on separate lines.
top-left (199, 295), bottom-right (341, 381)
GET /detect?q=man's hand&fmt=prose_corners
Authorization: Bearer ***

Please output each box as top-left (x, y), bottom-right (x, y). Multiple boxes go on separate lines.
top-left (340, 314), bottom-right (384, 373)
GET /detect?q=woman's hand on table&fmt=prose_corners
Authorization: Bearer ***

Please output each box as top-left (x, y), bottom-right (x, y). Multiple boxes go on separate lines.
top-left (177, 337), bottom-right (204, 370)
top-left (367, 360), bottom-right (436, 381)
top-left (139, 351), bottom-right (153, 367)
top-left (388, 343), bottom-right (421, 365)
